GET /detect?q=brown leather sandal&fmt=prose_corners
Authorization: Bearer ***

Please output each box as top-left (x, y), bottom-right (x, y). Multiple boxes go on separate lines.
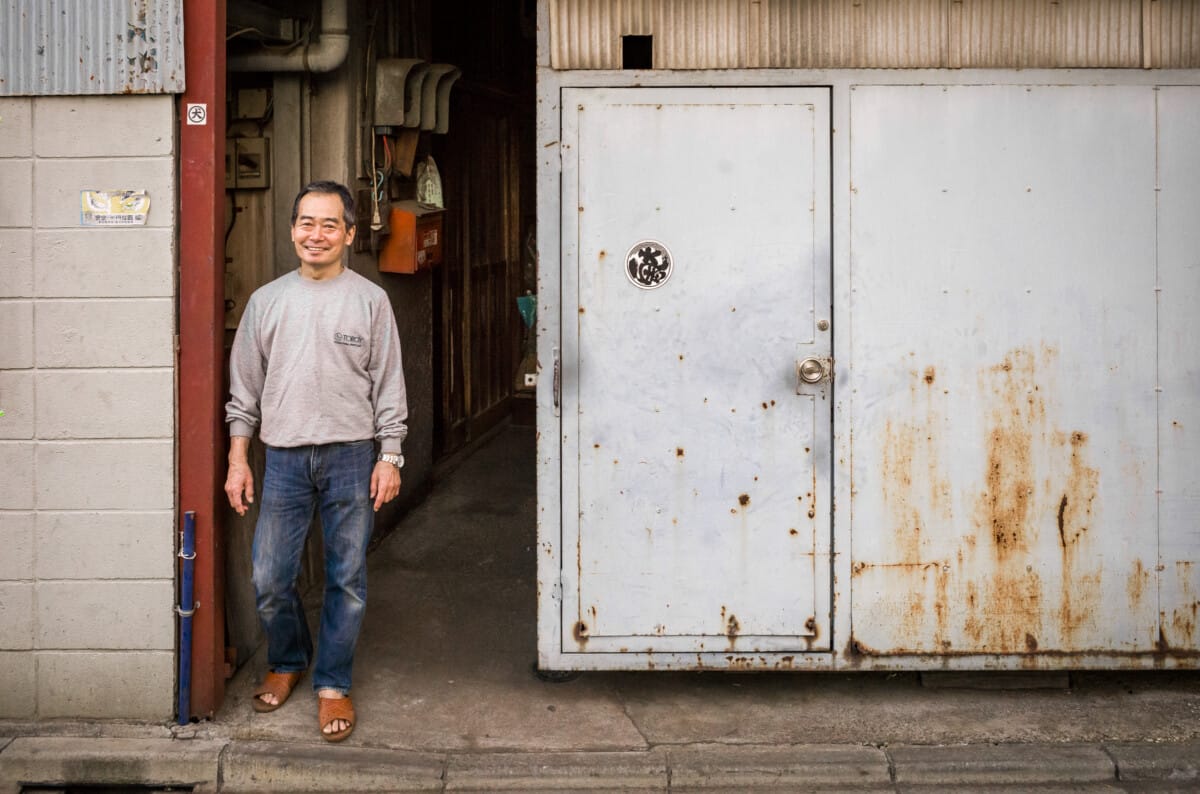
top-left (318, 694), bottom-right (355, 742)
top-left (252, 670), bottom-right (304, 713)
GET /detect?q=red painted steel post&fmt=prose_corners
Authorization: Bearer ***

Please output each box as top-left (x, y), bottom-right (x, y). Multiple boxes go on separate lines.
top-left (179, 0), bottom-right (227, 718)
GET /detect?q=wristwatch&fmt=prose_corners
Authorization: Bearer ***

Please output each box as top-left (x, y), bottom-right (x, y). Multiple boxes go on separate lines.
top-left (378, 452), bottom-right (404, 469)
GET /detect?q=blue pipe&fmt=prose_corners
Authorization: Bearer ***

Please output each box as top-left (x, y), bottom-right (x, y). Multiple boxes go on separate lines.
top-left (177, 511), bottom-right (196, 724)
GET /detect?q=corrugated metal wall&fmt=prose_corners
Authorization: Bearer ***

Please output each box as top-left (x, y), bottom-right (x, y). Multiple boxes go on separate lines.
top-left (0, 0), bottom-right (185, 96)
top-left (549, 0), bottom-right (1200, 69)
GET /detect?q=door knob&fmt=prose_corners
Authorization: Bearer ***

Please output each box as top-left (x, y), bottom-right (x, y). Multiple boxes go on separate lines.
top-left (797, 357), bottom-right (830, 387)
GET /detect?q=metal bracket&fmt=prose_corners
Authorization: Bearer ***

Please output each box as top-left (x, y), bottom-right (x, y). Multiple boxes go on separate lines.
top-left (178, 549), bottom-right (196, 560)
top-left (175, 601), bottom-right (199, 618)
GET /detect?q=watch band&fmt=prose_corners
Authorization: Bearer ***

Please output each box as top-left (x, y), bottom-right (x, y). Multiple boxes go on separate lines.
top-left (378, 452), bottom-right (404, 469)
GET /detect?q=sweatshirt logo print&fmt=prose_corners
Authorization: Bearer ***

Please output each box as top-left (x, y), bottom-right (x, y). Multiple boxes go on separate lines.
top-left (333, 332), bottom-right (365, 347)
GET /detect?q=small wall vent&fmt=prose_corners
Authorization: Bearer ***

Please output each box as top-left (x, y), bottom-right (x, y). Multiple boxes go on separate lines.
top-left (622, 35), bottom-right (653, 69)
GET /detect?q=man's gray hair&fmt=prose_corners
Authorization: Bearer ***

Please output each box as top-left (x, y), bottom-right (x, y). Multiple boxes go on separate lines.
top-left (291, 181), bottom-right (356, 229)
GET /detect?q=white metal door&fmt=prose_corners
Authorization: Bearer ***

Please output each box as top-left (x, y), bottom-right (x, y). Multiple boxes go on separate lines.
top-left (848, 85), bottom-right (1162, 656)
top-left (560, 87), bottom-right (832, 662)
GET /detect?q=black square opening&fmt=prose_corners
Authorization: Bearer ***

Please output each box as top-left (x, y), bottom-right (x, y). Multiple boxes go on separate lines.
top-left (622, 35), bottom-right (653, 69)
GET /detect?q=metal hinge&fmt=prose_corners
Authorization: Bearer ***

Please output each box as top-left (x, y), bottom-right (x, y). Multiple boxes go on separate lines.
top-left (553, 345), bottom-right (561, 417)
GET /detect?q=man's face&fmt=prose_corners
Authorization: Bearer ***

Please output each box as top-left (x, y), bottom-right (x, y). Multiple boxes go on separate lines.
top-left (291, 192), bottom-right (356, 272)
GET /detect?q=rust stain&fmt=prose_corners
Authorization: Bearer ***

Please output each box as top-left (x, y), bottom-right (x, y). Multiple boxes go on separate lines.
top-left (725, 613), bottom-right (741, 644)
top-left (573, 621), bottom-right (589, 646)
top-left (1163, 561), bottom-right (1198, 649)
top-left (676, 447), bottom-right (685, 458)
top-left (738, 494), bottom-right (750, 507)
top-left (1126, 559), bottom-right (1151, 609)
top-left (869, 346), bottom-right (1123, 655)
top-left (578, 306), bottom-right (586, 314)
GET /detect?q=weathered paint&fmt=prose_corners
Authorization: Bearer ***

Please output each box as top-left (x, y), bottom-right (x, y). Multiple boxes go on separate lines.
top-left (534, 50), bottom-right (1200, 671)
top-left (849, 85), bottom-right (1163, 658)
top-left (1156, 87), bottom-right (1200, 653)
top-left (559, 86), bottom-right (833, 656)
top-left (1, 0), bottom-right (185, 96)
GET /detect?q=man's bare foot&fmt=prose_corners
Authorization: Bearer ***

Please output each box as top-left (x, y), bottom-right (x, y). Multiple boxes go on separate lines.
top-left (252, 670), bottom-right (303, 713)
top-left (318, 688), bottom-right (350, 735)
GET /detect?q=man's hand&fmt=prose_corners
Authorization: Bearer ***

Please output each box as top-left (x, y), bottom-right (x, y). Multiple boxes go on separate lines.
top-left (225, 436), bottom-right (255, 516)
top-left (370, 461), bottom-right (402, 512)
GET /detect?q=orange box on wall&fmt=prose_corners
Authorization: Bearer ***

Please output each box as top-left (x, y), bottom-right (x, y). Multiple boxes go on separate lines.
top-left (379, 200), bottom-right (444, 274)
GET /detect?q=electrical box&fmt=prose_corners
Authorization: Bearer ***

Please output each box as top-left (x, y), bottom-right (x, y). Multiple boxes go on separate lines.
top-left (225, 137), bottom-right (271, 190)
top-left (378, 200), bottom-right (444, 274)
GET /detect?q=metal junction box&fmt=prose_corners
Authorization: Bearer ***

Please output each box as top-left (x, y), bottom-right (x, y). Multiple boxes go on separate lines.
top-left (537, 77), bottom-right (1200, 673)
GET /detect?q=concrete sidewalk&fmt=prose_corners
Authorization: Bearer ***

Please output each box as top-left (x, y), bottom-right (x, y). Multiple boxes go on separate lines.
top-left (3, 425), bottom-right (1200, 791)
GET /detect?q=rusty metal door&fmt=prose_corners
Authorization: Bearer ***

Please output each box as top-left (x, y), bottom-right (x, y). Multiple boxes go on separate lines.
top-left (559, 87), bottom-right (832, 663)
top-left (847, 85), bottom-right (1165, 658)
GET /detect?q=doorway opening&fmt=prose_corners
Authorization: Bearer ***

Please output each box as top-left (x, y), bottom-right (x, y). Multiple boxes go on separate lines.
top-left (219, 0), bottom-right (538, 692)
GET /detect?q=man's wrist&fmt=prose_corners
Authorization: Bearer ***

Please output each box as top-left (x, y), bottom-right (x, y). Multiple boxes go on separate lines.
top-left (377, 452), bottom-right (404, 470)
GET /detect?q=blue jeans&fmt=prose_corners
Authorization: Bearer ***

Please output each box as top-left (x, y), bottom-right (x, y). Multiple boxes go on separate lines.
top-left (252, 439), bottom-right (375, 695)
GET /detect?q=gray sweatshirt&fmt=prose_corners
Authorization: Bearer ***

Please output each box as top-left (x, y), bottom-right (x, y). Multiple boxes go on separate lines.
top-left (225, 268), bottom-right (408, 453)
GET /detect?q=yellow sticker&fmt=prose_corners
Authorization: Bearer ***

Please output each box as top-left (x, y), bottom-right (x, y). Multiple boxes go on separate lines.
top-left (80, 190), bottom-right (150, 226)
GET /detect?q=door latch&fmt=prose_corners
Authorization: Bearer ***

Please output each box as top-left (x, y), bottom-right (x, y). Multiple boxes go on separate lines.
top-left (796, 356), bottom-right (833, 391)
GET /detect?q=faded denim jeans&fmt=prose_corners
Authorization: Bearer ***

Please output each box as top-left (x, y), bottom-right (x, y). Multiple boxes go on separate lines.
top-left (252, 439), bottom-right (375, 695)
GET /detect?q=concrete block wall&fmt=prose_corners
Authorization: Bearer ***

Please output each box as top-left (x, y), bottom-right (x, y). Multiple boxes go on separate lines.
top-left (0, 95), bottom-right (176, 719)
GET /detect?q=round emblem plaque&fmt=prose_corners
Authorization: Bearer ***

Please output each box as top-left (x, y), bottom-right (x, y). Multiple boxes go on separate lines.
top-left (625, 240), bottom-right (673, 290)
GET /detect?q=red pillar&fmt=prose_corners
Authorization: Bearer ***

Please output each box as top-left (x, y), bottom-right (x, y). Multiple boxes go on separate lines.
top-left (178, 0), bottom-right (227, 718)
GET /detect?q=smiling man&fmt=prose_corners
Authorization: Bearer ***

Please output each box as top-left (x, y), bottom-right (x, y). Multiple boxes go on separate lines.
top-left (224, 181), bottom-right (408, 742)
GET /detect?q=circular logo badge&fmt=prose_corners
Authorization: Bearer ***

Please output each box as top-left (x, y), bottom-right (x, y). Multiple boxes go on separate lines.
top-left (625, 240), bottom-right (673, 290)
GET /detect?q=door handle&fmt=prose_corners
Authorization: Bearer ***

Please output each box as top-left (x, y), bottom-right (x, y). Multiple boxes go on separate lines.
top-left (797, 356), bottom-right (832, 390)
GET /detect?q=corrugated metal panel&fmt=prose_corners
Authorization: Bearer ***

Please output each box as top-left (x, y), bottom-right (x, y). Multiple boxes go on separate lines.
top-left (550, 0), bottom-right (1198, 69)
top-left (1147, 0), bottom-right (1200, 67)
top-left (957, 0), bottom-right (1141, 68)
top-left (0, 0), bottom-right (185, 96)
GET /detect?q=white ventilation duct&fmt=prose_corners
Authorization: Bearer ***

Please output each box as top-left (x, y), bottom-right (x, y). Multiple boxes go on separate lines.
top-left (228, 0), bottom-right (350, 73)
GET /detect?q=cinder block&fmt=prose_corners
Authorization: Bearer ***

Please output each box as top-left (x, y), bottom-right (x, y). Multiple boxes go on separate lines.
top-left (0, 582), bottom-right (34, 650)
top-left (0, 370), bottom-right (34, 439)
top-left (36, 511), bottom-right (173, 580)
top-left (36, 440), bottom-right (173, 510)
top-left (37, 651), bottom-right (174, 719)
top-left (35, 298), bottom-right (174, 367)
top-left (0, 98), bottom-right (33, 156)
top-left (0, 651), bottom-right (35, 717)
top-left (0, 160), bottom-right (32, 227)
top-left (0, 442), bottom-right (35, 510)
top-left (34, 158), bottom-right (174, 229)
top-left (0, 512), bottom-right (34, 579)
top-left (0, 229), bottom-right (33, 297)
top-left (35, 228), bottom-right (174, 297)
top-left (37, 580), bottom-right (174, 650)
top-left (37, 369), bottom-right (173, 439)
top-left (35, 96), bottom-right (174, 158)
top-left (0, 299), bottom-right (33, 369)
